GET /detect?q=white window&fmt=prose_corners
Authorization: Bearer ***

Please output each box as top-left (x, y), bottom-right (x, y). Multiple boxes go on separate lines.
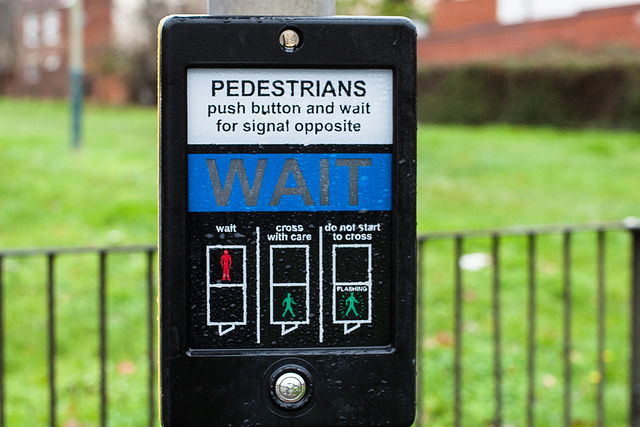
top-left (43, 54), bottom-right (61, 72)
top-left (24, 54), bottom-right (40, 84)
top-left (23, 14), bottom-right (39, 48)
top-left (43, 10), bottom-right (61, 47)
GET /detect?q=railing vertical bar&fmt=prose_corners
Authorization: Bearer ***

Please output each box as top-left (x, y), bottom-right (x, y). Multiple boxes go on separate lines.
top-left (563, 231), bottom-right (572, 427)
top-left (47, 253), bottom-right (56, 427)
top-left (454, 236), bottom-right (463, 427)
top-left (417, 239), bottom-right (427, 427)
top-left (415, 239), bottom-right (426, 427)
top-left (596, 230), bottom-right (606, 427)
top-left (492, 234), bottom-right (503, 427)
top-left (630, 227), bottom-right (640, 427)
top-left (146, 250), bottom-right (156, 427)
top-left (527, 233), bottom-right (536, 427)
top-left (99, 251), bottom-right (107, 427)
top-left (0, 256), bottom-right (5, 427)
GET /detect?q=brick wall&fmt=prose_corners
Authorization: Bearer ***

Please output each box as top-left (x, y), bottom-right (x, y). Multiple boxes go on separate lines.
top-left (431, 0), bottom-right (497, 33)
top-left (85, 0), bottom-right (112, 72)
top-left (419, 5), bottom-right (640, 65)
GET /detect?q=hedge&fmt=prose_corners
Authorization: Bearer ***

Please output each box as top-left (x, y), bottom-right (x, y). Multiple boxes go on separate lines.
top-left (417, 61), bottom-right (640, 129)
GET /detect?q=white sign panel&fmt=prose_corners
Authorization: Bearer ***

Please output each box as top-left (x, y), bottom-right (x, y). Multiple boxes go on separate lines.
top-left (187, 68), bottom-right (393, 145)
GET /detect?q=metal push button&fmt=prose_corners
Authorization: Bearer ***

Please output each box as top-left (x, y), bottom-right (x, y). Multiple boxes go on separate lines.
top-left (275, 372), bottom-right (306, 404)
top-left (267, 363), bottom-right (314, 411)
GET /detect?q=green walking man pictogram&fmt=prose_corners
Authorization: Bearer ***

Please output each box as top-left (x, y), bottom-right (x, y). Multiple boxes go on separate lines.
top-left (345, 292), bottom-right (360, 317)
top-left (282, 293), bottom-right (297, 318)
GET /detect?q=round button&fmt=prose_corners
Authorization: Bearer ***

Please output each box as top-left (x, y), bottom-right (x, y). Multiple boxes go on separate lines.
top-left (265, 362), bottom-right (315, 412)
top-left (275, 372), bottom-right (306, 404)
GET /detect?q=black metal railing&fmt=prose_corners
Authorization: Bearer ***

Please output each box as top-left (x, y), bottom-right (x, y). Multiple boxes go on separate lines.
top-left (0, 245), bottom-right (157, 427)
top-left (417, 220), bottom-right (640, 427)
top-left (0, 220), bottom-right (639, 426)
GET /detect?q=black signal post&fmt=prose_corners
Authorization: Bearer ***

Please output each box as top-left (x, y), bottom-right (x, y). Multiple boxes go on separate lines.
top-left (159, 15), bottom-right (416, 426)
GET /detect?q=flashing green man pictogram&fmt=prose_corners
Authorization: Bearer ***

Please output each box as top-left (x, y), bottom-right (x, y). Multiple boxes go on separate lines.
top-left (345, 292), bottom-right (361, 318)
top-left (282, 293), bottom-right (297, 318)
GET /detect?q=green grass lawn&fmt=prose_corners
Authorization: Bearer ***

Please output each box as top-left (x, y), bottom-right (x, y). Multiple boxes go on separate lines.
top-left (0, 98), bottom-right (158, 248)
top-left (417, 125), bottom-right (640, 232)
top-left (2, 98), bottom-right (639, 247)
top-left (1, 97), bottom-right (639, 426)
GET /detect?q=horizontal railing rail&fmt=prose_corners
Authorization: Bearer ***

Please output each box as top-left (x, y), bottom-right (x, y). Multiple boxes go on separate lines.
top-left (418, 218), bottom-right (640, 240)
top-left (0, 244), bottom-right (157, 258)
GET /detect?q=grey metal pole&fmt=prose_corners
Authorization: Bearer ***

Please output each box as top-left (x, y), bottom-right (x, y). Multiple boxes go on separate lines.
top-left (69, 0), bottom-right (84, 150)
top-left (208, 0), bottom-right (335, 16)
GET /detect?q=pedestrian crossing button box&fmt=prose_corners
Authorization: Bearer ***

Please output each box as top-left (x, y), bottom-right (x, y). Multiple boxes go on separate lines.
top-left (159, 15), bottom-right (417, 426)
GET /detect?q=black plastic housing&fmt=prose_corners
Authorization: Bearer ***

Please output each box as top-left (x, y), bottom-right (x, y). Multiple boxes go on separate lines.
top-left (159, 15), bottom-right (416, 426)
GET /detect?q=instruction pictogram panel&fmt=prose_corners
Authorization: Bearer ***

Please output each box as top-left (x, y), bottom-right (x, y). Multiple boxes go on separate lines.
top-left (270, 245), bottom-right (310, 336)
top-left (206, 245), bottom-right (246, 336)
top-left (187, 214), bottom-right (392, 349)
top-left (332, 244), bottom-right (372, 334)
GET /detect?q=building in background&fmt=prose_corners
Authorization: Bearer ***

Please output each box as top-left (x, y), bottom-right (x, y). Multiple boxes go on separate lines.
top-left (6, 0), bottom-right (111, 99)
top-left (4, 0), bottom-right (204, 103)
top-left (8, 0), bottom-right (639, 100)
top-left (419, 0), bottom-right (640, 65)
top-left (0, 0), bottom-right (19, 93)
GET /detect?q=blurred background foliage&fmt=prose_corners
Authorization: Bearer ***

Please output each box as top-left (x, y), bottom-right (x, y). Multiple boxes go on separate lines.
top-left (418, 49), bottom-right (640, 129)
top-left (336, 0), bottom-right (432, 20)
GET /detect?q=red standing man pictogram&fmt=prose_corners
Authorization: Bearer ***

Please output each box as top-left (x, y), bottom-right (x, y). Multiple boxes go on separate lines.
top-left (220, 250), bottom-right (232, 281)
